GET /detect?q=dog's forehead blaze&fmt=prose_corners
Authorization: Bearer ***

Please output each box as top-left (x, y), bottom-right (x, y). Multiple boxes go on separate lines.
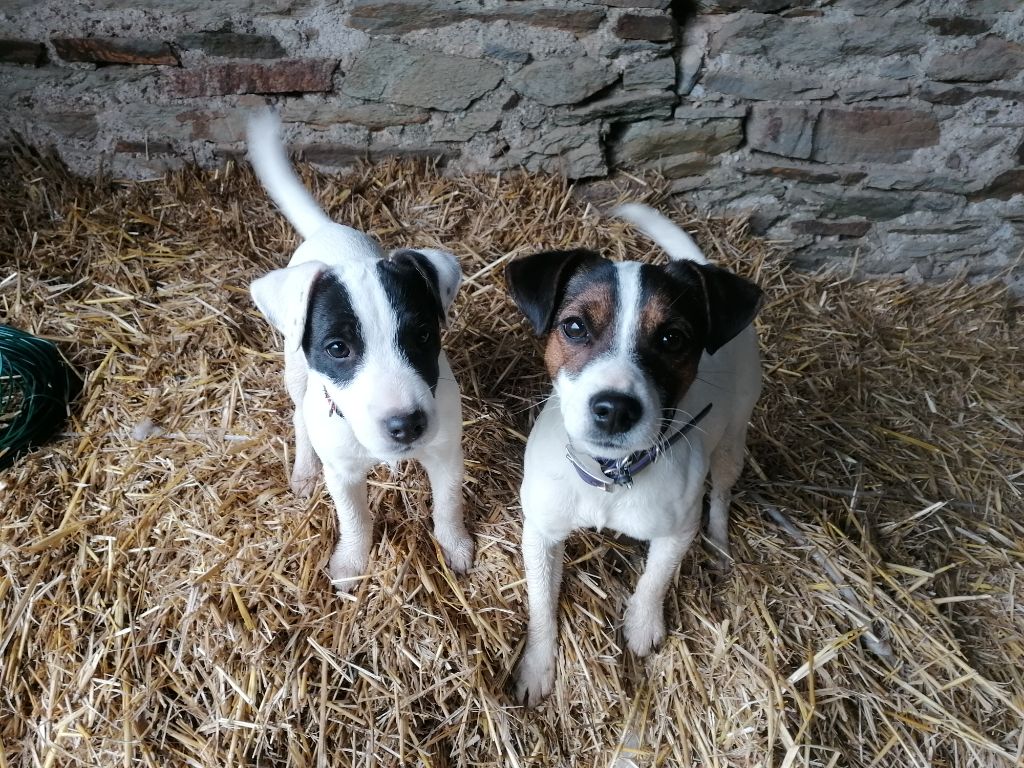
top-left (544, 270), bottom-right (616, 378)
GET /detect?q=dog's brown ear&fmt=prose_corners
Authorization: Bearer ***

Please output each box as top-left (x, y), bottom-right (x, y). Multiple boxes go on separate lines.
top-left (250, 260), bottom-right (326, 343)
top-left (505, 249), bottom-right (604, 335)
top-left (666, 261), bottom-right (763, 355)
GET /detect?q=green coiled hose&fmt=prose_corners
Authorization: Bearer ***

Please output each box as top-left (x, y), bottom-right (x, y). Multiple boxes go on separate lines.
top-left (0, 325), bottom-right (83, 470)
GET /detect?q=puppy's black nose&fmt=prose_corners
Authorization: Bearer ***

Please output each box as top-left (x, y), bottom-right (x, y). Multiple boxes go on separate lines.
top-left (590, 391), bottom-right (643, 435)
top-left (386, 410), bottom-right (427, 445)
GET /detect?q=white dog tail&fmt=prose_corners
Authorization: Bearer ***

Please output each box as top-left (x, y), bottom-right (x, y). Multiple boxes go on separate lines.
top-left (612, 203), bottom-right (709, 265)
top-left (247, 111), bottom-right (332, 240)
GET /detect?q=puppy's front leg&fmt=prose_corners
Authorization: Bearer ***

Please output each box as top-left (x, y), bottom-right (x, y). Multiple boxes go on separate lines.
top-left (420, 441), bottom-right (474, 573)
top-left (514, 521), bottom-right (565, 706)
top-left (284, 349), bottom-right (320, 498)
top-left (323, 469), bottom-right (372, 593)
top-left (623, 527), bottom-right (697, 656)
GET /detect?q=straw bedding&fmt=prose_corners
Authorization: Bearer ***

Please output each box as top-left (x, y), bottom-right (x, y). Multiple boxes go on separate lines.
top-left (1, 144), bottom-right (1022, 768)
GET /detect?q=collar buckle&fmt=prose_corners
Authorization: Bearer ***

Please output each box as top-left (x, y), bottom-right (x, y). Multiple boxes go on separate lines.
top-left (567, 402), bottom-right (713, 491)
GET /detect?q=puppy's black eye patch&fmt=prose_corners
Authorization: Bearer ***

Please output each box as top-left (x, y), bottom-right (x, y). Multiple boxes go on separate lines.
top-left (303, 273), bottom-right (365, 387)
top-left (376, 260), bottom-right (443, 394)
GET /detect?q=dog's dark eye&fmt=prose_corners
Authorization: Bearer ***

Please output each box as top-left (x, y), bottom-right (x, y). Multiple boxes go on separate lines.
top-left (658, 329), bottom-right (687, 353)
top-left (560, 316), bottom-right (588, 341)
top-left (325, 341), bottom-right (350, 359)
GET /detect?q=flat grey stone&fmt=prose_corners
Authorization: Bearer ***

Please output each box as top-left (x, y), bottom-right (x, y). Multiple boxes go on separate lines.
top-left (703, 69), bottom-right (833, 100)
top-left (38, 111), bottom-right (99, 140)
top-left (343, 41), bottom-right (502, 111)
top-left (926, 36), bottom-right (1024, 83)
top-left (623, 56), bottom-right (675, 90)
top-left (508, 57), bottom-right (617, 107)
top-left (554, 89), bottom-right (676, 124)
top-left (836, 77), bottom-right (910, 103)
top-left (435, 109), bottom-right (502, 141)
top-left (612, 116), bottom-right (743, 164)
top-left (710, 14), bottom-right (926, 66)
top-left (865, 170), bottom-right (975, 195)
top-left (346, 0), bottom-right (605, 35)
top-left (282, 97), bottom-right (430, 129)
top-left (812, 108), bottom-right (940, 164)
top-left (747, 105), bottom-right (817, 160)
top-left (511, 124), bottom-right (606, 178)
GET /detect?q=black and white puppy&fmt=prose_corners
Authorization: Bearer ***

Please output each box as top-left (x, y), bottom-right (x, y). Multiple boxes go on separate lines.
top-left (247, 113), bottom-right (473, 590)
top-left (505, 204), bottom-right (763, 704)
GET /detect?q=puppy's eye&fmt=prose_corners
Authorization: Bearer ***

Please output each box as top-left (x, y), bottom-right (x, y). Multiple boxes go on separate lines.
top-left (560, 316), bottom-right (589, 341)
top-left (658, 329), bottom-right (687, 353)
top-left (325, 341), bottom-right (350, 359)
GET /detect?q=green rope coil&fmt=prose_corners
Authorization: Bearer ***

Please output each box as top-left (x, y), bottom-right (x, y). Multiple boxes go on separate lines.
top-left (0, 325), bottom-right (83, 470)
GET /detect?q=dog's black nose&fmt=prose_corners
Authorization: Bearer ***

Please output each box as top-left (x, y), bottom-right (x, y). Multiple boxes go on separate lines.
top-left (590, 391), bottom-right (643, 435)
top-left (386, 410), bottom-right (427, 444)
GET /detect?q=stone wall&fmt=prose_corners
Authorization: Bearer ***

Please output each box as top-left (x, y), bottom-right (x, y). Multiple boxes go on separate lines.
top-left (1, 0), bottom-right (1022, 290)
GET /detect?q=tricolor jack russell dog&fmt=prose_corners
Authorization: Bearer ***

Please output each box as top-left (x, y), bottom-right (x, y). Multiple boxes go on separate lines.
top-left (505, 204), bottom-right (763, 704)
top-left (247, 113), bottom-right (474, 591)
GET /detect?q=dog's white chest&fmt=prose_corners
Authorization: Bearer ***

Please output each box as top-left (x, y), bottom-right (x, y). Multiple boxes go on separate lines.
top-left (522, 401), bottom-right (705, 541)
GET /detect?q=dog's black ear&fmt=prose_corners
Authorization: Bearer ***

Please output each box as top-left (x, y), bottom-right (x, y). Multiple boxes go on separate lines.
top-left (505, 249), bottom-right (604, 335)
top-left (666, 261), bottom-right (763, 355)
top-left (387, 248), bottom-right (462, 326)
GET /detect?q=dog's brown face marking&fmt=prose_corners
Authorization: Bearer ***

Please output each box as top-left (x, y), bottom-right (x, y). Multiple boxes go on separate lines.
top-left (634, 264), bottom-right (708, 411)
top-left (544, 261), bottom-right (618, 378)
top-left (543, 260), bottom-right (710, 412)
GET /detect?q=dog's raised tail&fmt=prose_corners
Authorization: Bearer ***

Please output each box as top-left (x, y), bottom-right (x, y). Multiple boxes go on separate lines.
top-left (247, 111), bottom-right (332, 240)
top-left (612, 203), bottom-right (709, 265)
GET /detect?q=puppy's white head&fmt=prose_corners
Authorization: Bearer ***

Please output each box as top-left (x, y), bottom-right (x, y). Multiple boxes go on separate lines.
top-left (247, 112), bottom-right (462, 459)
top-left (252, 235), bottom-right (461, 459)
top-left (506, 248), bottom-right (761, 460)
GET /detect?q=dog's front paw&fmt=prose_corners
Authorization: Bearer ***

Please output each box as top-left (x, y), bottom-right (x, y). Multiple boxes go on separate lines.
top-left (436, 526), bottom-right (474, 574)
top-left (513, 645), bottom-right (555, 706)
top-left (328, 550), bottom-right (367, 594)
top-left (624, 600), bottom-right (666, 657)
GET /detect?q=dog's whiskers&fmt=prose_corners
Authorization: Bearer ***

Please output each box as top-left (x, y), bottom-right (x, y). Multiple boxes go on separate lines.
top-left (658, 408), bottom-right (709, 438)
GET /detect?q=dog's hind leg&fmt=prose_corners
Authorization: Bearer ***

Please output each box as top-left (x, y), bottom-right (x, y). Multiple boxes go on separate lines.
top-left (420, 440), bottom-right (474, 573)
top-left (284, 348), bottom-right (321, 498)
top-left (707, 425), bottom-right (747, 562)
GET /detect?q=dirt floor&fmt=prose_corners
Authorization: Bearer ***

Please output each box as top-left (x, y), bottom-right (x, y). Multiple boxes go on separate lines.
top-left (1, 146), bottom-right (1022, 767)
